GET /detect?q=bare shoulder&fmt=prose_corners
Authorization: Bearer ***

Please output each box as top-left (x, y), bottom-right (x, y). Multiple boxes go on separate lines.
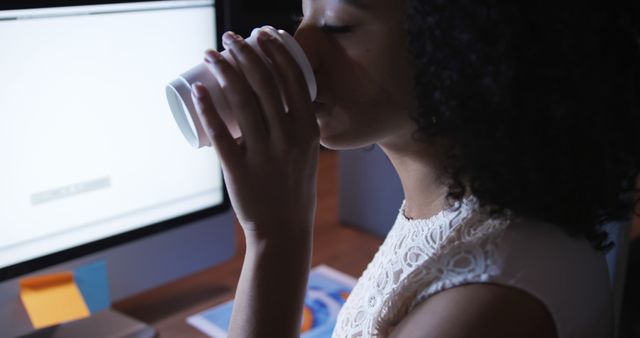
top-left (389, 283), bottom-right (558, 338)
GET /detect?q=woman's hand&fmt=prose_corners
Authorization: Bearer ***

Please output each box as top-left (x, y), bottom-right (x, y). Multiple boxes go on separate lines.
top-left (191, 30), bottom-right (319, 337)
top-left (191, 30), bottom-right (319, 239)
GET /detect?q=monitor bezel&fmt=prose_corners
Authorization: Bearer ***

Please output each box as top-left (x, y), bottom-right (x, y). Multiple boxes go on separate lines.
top-left (0, 0), bottom-right (230, 282)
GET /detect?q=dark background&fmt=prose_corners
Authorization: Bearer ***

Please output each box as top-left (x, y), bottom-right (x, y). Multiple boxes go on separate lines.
top-left (226, 0), bottom-right (301, 36)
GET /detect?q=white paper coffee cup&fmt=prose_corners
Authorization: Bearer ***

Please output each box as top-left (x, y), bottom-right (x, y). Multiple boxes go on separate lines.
top-left (166, 26), bottom-right (317, 148)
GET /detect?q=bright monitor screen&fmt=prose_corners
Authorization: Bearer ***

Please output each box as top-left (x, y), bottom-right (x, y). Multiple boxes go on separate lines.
top-left (0, 0), bottom-right (224, 274)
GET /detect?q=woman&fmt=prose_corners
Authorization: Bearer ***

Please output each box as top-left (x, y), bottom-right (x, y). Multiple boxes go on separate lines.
top-left (190, 0), bottom-right (640, 337)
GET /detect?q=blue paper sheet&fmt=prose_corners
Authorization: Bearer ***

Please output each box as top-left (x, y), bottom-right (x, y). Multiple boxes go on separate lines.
top-left (74, 260), bottom-right (110, 313)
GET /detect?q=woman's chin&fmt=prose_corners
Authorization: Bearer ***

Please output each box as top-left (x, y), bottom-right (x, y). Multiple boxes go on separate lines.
top-left (319, 128), bottom-right (375, 151)
top-left (315, 106), bottom-right (377, 150)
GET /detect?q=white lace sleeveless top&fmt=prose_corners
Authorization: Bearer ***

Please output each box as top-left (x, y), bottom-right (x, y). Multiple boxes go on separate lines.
top-left (332, 196), bottom-right (613, 338)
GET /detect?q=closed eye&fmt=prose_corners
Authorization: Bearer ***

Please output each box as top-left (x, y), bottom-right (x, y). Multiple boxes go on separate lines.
top-left (292, 15), bottom-right (354, 34)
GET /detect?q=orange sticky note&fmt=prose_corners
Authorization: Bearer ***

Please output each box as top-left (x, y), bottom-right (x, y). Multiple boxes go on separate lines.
top-left (19, 272), bottom-right (90, 329)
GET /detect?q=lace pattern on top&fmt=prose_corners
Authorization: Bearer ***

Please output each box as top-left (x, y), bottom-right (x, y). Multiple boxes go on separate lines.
top-left (332, 196), bottom-right (511, 338)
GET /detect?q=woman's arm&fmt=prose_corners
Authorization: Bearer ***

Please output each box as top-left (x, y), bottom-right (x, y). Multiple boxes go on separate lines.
top-left (191, 29), bottom-right (320, 338)
top-left (229, 229), bottom-right (312, 337)
top-left (389, 283), bottom-right (558, 338)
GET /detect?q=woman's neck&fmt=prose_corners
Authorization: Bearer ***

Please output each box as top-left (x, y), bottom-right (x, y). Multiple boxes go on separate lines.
top-left (379, 141), bottom-right (449, 220)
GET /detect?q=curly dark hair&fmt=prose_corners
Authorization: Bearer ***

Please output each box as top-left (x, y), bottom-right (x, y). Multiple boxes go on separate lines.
top-left (406, 0), bottom-right (640, 251)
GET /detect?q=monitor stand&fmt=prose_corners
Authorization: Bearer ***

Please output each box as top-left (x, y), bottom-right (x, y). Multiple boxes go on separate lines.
top-left (16, 309), bottom-right (156, 338)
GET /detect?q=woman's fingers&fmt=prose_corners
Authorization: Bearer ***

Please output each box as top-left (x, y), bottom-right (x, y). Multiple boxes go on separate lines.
top-left (204, 36), bottom-right (268, 148)
top-left (218, 30), bottom-right (289, 144)
top-left (257, 30), bottom-right (316, 132)
top-left (191, 82), bottom-right (239, 168)
top-left (199, 29), bottom-right (317, 153)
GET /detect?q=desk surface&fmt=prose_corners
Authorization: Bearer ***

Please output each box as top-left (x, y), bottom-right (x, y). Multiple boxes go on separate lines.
top-left (113, 150), bottom-right (384, 337)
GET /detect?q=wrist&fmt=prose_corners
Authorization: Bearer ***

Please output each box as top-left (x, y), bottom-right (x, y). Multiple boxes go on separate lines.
top-left (244, 223), bottom-right (312, 255)
top-left (241, 226), bottom-right (313, 287)
top-left (243, 220), bottom-right (313, 243)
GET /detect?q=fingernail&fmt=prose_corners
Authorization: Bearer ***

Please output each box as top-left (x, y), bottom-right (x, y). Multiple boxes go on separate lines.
top-left (222, 31), bottom-right (242, 45)
top-left (258, 29), bottom-right (276, 41)
top-left (191, 82), bottom-right (206, 98)
top-left (204, 49), bottom-right (223, 63)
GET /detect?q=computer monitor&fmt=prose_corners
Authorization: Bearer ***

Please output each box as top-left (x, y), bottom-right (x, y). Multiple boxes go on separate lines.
top-left (0, 1), bottom-right (234, 336)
